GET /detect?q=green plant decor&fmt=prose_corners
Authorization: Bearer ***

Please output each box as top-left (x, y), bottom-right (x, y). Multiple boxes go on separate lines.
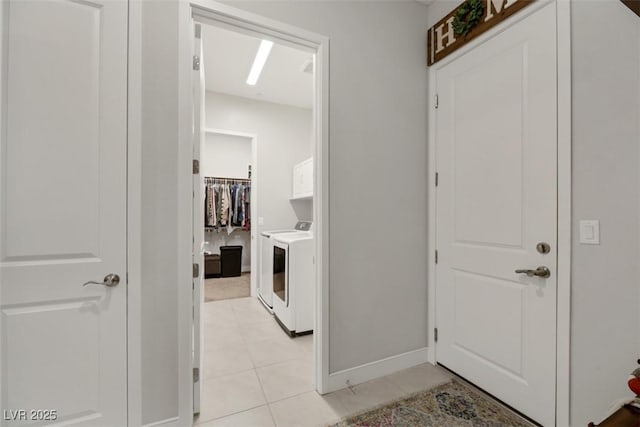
top-left (452, 0), bottom-right (485, 37)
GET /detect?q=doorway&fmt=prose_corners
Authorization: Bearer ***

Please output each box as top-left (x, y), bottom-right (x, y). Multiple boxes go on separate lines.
top-left (201, 129), bottom-right (256, 303)
top-left (190, 15), bottom-right (326, 424)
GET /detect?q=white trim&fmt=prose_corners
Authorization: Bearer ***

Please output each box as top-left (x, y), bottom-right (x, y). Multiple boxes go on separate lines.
top-left (0, 0), bottom-right (7, 415)
top-left (426, 1), bottom-right (571, 425)
top-left (178, 2), bottom-right (195, 426)
top-left (142, 417), bottom-right (180, 427)
top-left (325, 348), bottom-right (430, 393)
top-left (314, 38), bottom-right (330, 395)
top-left (190, 0), bottom-right (320, 52)
top-left (555, 1), bottom-right (572, 425)
top-left (178, 9), bottom-right (331, 427)
top-left (426, 43), bottom-right (437, 367)
top-left (201, 127), bottom-right (258, 297)
top-left (127, 0), bottom-right (143, 425)
top-left (204, 127), bottom-right (256, 138)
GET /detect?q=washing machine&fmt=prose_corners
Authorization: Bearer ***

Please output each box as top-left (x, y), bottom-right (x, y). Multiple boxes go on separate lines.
top-left (258, 221), bottom-right (312, 311)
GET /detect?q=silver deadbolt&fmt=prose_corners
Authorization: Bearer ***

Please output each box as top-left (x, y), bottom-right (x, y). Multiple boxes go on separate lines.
top-left (515, 266), bottom-right (551, 279)
top-left (536, 242), bottom-right (551, 254)
top-left (83, 274), bottom-right (120, 287)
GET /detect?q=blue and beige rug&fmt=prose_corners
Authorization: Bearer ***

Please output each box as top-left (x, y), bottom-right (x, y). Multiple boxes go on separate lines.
top-left (330, 380), bottom-right (533, 427)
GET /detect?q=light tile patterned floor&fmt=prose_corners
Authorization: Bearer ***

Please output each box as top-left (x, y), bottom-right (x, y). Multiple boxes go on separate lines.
top-left (195, 296), bottom-right (452, 427)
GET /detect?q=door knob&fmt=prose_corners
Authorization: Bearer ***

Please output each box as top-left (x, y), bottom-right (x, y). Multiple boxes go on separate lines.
top-left (83, 273), bottom-right (120, 287)
top-left (515, 266), bottom-right (551, 279)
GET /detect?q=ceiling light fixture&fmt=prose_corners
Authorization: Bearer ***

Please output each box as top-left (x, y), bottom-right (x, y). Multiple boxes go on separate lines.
top-left (246, 40), bottom-right (274, 86)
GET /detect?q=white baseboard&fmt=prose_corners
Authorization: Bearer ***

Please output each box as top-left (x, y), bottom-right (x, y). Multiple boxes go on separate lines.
top-left (142, 416), bottom-right (180, 427)
top-left (324, 347), bottom-right (429, 394)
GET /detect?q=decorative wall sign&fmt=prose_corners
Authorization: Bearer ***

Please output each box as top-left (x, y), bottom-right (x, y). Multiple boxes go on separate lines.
top-left (427, 0), bottom-right (535, 66)
top-left (621, 0), bottom-right (640, 18)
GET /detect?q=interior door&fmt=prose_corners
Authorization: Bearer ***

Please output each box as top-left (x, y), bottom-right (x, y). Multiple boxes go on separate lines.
top-left (192, 22), bottom-right (206, 416)
top-left (435, 4), bottom-right (557, 426)
top-left (0, 0), bottom-right (128, 425)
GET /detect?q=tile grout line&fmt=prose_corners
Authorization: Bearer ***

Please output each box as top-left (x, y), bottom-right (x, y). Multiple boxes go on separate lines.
top-left (199, 402), bottom-right (270, 426)
top-left (253, 365), bottom-right (277, 425)
top-left (202, 297), bottom-right (317, 426)
top-left (265, 403), bottom-right (278, 427)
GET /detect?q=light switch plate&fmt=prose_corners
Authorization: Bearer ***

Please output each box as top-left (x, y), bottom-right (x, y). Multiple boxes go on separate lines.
top-left (579, 220), bottom-right (600, 245)
top-left (258, 217), bottom-right (264, 225)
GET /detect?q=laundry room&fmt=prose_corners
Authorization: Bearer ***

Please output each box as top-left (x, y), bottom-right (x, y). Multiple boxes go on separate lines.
top-left (199, 25), bottom-right (314, 303)
top-left (192, 22), bottom-right (318, 423)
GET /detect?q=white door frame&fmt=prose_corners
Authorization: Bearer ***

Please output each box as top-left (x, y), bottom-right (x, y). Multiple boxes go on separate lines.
top-left (180, 0), bottom-right (330, 417)
top-left (127, 2), bottom-right (329, 424)
top-left (426, 1), bottom-right (572, 425)
top-left (203, 127), bottom-right (259, 294)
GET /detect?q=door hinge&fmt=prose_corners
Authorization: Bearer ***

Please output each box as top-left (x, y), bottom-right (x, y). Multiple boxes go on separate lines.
top-left (193, 55), bottom-right (200, 71)
top-left (434, 328), bottom-right (438, 343)
top-left (434, 94), bottom-right (439, 109)
top-left (193, 159), bottom-right (200, 174)
top-left (435, 172), bottom-right (439, 187)
top-left (193, 263), bottom-right (200, 278)
top-left (193, 367), bottom-right (200, 383)
top-left (435, 250), bottom-right (438, 264)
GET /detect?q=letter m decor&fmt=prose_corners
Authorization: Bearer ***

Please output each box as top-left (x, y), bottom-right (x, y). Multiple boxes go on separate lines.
top-left (427, 0), bottom-right (535, 66)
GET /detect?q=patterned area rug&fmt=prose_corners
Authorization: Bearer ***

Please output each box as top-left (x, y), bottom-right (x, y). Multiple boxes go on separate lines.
top-left (330, 380), bottom-right (533, 427)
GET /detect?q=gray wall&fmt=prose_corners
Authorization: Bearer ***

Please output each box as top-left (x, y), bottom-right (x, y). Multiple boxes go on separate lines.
top-left (140, 1), bottom-right (179, 424)
top-left (570, 1), bottom-right (640, 424)
top-left (138, 1), bottom-right (432, 423)
top-left (222, 0), bottom-right (432, 374)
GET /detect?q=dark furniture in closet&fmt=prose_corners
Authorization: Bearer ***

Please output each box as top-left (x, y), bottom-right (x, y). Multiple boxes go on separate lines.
top-left (220, 246), bottom-right (243, 277)
top-left (204, 254), bottom-right (221, 278)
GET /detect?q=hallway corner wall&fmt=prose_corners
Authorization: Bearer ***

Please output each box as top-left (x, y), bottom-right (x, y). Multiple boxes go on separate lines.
top-left (220, 0), bottom-right (433, 375)
top-left (570, 0), bottom-right (640, 424)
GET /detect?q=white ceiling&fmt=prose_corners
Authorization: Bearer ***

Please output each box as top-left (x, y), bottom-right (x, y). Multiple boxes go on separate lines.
top-left (202, 25), bottom-right (314, 109)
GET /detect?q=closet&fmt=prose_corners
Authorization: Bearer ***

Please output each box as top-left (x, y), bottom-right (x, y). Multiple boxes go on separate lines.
top-left (200, 129), bottom-right (253, 288)
top-left (204, 177), bottom-right (252, 231)
top-left (204, 176), bottom-right (252, 279)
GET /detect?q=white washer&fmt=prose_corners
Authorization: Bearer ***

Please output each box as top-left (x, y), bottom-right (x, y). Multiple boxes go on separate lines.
top-left (259, 222), bottom-right (312, 311)
top-left (272, 230), bottom-right (314, 336)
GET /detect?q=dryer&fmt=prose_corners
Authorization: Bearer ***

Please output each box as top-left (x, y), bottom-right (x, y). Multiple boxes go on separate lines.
top-left (272, 230), bottom-right (314, 336)
top-left (258, 221), bottom-right (312, 311)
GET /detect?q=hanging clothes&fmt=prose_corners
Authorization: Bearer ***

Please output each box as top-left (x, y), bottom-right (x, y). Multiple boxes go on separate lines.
top-left (242, 186), bottom-right (251, 231)
top-left (205, 184), bottom-right (215, 227)
top-left (204, 178), bottom-right (251, 233)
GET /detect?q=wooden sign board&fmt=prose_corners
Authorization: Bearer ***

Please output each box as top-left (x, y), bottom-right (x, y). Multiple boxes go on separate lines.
top-left (621, 0), bottom-right (640, 18)
top-left (427, 0), bottom-right (535, 66)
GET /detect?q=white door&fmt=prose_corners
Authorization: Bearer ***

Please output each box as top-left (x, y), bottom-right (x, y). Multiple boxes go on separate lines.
top-left (192, 22), bottom-right (206, 416)
top-left (435, 4), bottom-right (557, 426)
top-left (0, 0), bottom-right (128, 426)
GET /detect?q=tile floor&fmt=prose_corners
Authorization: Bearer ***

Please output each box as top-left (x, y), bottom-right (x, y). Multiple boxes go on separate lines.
top-left (194, 296), bottom-right (453, 427)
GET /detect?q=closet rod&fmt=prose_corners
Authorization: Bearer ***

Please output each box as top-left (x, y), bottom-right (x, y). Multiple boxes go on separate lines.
top-left (204, 176), bottom-right (251, 182)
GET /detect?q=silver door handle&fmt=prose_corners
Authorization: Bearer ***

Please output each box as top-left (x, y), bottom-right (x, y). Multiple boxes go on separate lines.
top-left (515, 266), bottom-right (550, 279)
top-left (83, 273), bottom-right (120, 287)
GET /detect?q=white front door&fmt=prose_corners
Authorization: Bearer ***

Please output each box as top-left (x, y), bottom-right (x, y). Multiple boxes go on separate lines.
top-left (435, 4), bottom-right (557, 426)
top-left (0, 0), bottom-right (128, 425)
